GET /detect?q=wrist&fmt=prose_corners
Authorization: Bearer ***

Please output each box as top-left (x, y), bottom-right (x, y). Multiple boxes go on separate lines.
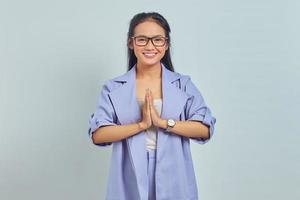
top-left (138, 122), bottom-right (147, 131)
top-left (165, 119), bottom-right (177, 132)
top-left (159, 119), bottom-right (168, 129)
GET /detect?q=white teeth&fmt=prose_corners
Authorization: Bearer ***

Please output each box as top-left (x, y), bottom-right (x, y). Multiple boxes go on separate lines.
top-left (144, 53), bottom-right (156, 57)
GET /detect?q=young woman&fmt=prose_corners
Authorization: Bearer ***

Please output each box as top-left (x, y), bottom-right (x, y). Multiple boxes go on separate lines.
top-left (88, 12), bottom-right (216, 200)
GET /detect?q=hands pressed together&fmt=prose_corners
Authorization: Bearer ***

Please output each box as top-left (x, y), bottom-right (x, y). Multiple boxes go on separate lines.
top-left (139, 88), bottom-right (166, 130)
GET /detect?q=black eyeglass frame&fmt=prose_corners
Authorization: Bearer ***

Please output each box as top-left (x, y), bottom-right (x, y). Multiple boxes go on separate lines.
top-left (131, 35), bottom-right (169, 47)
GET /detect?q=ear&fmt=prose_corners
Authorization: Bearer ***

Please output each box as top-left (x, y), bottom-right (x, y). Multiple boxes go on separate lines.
top-left (128, 39), bottom-right (134, 49)
top-left (165, 43), bottom-right (169, 51)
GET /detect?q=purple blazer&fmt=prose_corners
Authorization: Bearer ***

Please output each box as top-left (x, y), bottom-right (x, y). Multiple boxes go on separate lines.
top-left (88, 63), bottom-right (216, 200)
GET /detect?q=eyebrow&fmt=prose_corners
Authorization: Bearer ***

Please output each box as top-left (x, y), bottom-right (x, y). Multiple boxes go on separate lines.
top-left (134, 34), bottom-right (165, 38)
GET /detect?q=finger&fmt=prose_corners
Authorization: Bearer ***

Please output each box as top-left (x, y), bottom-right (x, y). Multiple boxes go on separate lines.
top-left (143, 89), bottom-right (147, 111)
top-left (144, 89), bottom-right (149, 110)
top-left (148, 89), bottom-right (153, 106)
top-left (144, 88), bottom-right (148, 102)
top-left (147, 91), bottom-right (151, 111)
top-left (147, 92), bottom-right (151, 108)
top-left (148, 94), bottom-right (151, 107)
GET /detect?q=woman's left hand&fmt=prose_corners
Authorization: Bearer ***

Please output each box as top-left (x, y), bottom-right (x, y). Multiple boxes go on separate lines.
top-left (148, 89), bottom-right (166, 129)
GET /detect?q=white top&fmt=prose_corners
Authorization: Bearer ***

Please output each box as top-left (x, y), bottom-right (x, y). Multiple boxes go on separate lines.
top-left (137, 98), bottom-right (163, 150)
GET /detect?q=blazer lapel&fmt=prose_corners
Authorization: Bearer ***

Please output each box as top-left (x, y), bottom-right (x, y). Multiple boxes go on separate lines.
top-left (108, 65), bottom-right (148, 197)
top-left (158, 64), bottom-right (189, 161)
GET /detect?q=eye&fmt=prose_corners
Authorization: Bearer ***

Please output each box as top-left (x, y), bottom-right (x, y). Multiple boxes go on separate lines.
top-left (153, 37), bottom-right (164, 42)
top-left (136, 37), bottom-right (147, 42)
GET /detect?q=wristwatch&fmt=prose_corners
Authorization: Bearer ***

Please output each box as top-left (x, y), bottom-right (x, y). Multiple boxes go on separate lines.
top-left (166, 119), bottom-right (176, 132)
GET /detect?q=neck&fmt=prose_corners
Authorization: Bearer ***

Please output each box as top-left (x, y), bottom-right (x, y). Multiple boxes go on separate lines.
top-left (136, 62), bottom-right (162, 80)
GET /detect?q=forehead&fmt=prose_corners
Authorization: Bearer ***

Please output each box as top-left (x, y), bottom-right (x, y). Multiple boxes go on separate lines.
top-left (134, 20), bottom-right (166, 36)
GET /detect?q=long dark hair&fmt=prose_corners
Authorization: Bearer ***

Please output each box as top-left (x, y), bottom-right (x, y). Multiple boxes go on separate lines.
top-left (127, 12), bottom-right (174, 72)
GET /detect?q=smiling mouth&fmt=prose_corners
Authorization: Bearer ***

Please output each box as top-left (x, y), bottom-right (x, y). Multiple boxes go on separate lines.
top-left (143, 52), bottom-right (157, 58)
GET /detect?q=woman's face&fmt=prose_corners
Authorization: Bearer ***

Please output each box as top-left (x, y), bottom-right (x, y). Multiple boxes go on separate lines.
top-left (129, 20), bottom-right (169, 68)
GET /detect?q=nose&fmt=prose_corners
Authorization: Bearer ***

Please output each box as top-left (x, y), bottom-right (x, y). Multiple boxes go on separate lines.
top-left (145, 39), bottom-right (155, 49)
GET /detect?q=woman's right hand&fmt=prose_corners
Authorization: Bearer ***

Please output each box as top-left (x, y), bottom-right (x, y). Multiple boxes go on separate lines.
top-left (139, 88), bottom-right (152, 130)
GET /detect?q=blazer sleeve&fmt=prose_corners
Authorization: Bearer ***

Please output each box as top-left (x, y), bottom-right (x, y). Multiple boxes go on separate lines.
top-left (88, 81), bottom-right (117, 147)
top-left (184, 77), bottom-right (216, 144)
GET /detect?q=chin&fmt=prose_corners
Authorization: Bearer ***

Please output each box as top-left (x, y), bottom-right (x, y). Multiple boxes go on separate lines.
top-left (137, 57), bottom-right (162, 66)
top-left (140, 60), bottom-right (161, 67)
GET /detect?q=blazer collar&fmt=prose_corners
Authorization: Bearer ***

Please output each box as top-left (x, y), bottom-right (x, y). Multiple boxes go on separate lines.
top-left (112, 62), bottom-right (181, 84)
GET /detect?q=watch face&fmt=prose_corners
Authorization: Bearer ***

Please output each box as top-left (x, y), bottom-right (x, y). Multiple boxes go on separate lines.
top-left (168, 119), bottom-right (175, 127)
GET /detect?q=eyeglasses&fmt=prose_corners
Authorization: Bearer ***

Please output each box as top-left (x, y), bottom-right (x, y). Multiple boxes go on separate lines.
top-left (131, 35), bottom-right (168, 47)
